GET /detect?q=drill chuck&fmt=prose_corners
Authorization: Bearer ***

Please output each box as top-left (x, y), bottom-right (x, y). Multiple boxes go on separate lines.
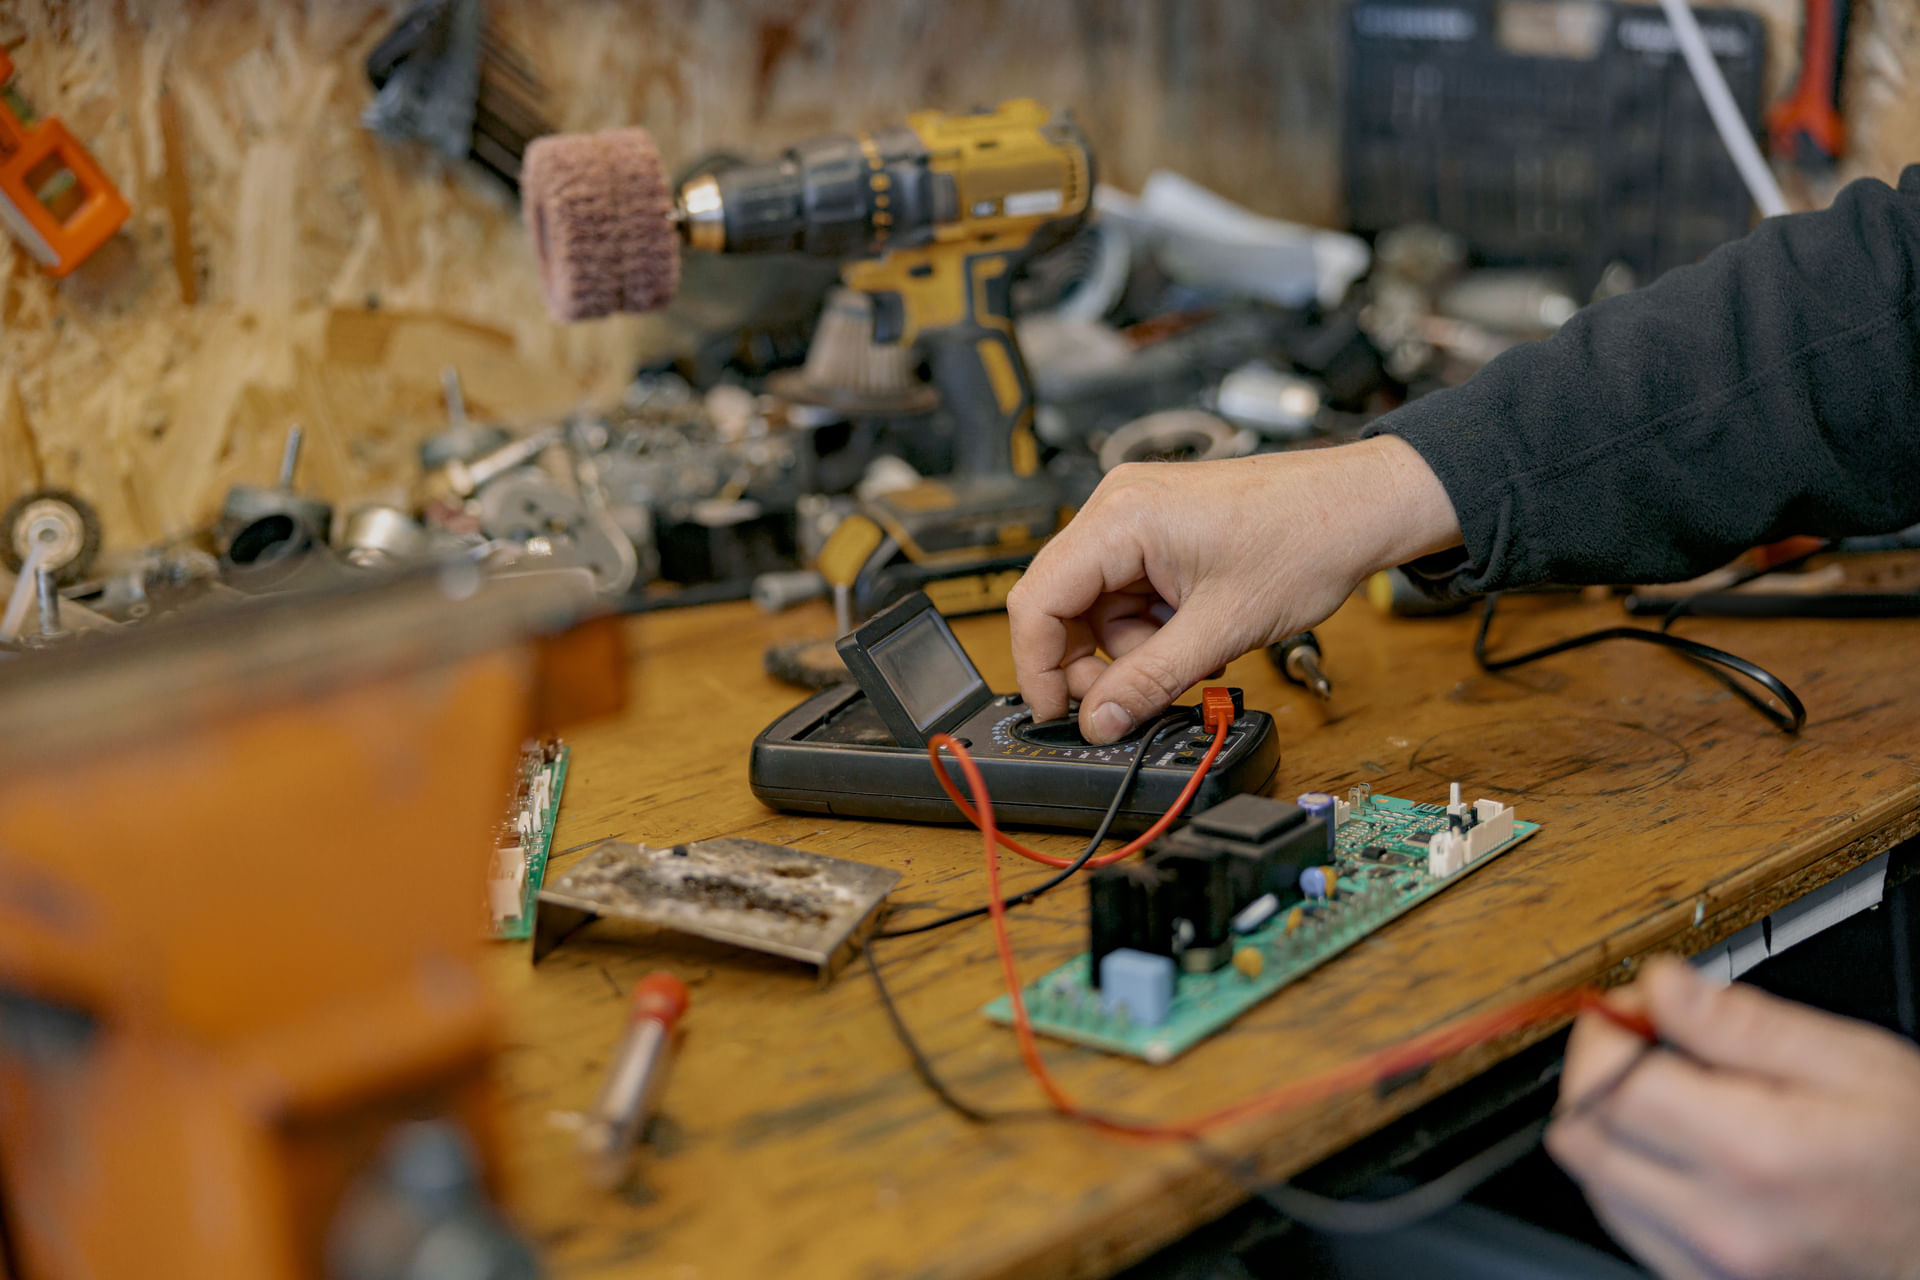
top-left (677, 127), bottom-right (945, 259)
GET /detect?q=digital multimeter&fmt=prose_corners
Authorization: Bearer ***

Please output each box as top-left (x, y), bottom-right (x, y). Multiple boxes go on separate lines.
top-left (749, 592), bottom-right (1280, 832)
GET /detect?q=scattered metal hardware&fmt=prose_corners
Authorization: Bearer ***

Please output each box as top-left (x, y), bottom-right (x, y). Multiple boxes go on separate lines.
top-left (1211, 363), bottom-right (1323, 440)
top-left (220, 424), bottom-right (335, 567)
top-left (0, 545), bottom-right (46, 642)
top-left (1098, 409), bottom-right (1254, 472)
top-left (33, 567), bottom-right (62, 641)
top-left (429, 427), bottom-right (561, 502)
top-left (341, 505), bottom-right (430, 569)
top-left (533, 837), bottom-right (900, 982)
top-left (419, 367), bottom-right (512, 470)
top-left (327, 1122), bottom-right (539, 1280)
top-left (751, 568), bottom-right (828, 614)
top-left (2, 488), bottom-right (101, 585)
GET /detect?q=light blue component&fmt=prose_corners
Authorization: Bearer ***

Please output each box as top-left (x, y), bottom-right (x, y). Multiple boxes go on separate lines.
top-left (1297, 792), bottom-right (1337, 852)
top-left (1099, 948), bottom-right (1176, 1027)
top-left (1231, 892), bottom-right (1280, 934)
top-left (1300, 866), bottom-right (1331, 899)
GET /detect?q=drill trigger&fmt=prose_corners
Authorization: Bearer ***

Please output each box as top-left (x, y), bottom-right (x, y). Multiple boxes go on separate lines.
top-left (866, 290), bottom-right (907, 346)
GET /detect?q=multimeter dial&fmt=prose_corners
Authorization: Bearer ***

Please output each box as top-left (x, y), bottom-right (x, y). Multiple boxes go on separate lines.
top-left (991, 704), bottom-right (1219, 766)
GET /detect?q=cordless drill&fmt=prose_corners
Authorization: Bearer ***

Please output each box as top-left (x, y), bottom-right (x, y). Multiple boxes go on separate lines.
top-left (522, 99), bottom-right (1094, 620)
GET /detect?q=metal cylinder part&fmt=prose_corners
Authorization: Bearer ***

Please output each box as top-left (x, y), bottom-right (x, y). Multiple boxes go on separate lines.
top-left (751, 569), bottom-right (828, 614)
top-left (341, 505), bottom-right (429, 569)
top-left (34, 566), bottom-right (61, 639)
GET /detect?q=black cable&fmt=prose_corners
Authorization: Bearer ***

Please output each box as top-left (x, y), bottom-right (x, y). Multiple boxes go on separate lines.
top-left (876, 709), bottom-right (1193, 938)
top-left (1474, 593), bottom-right (1806, 734)
top-left (865, 708), bottom-right (1196, 1126)
top-left (1202, 1038), bottom-right (1660, 1235)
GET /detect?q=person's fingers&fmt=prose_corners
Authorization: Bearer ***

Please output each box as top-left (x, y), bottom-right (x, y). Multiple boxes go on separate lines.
top-left (1641, 955), bottom-right (1901, 1084)
top-left (1075, 597), bottom-right (1242, 743)
top-left (1560, 984), bottom-right (1654, 1104)
top-left (1092, 611), bottom-right (1161, 663)
top-left (1546, 1110), bottom-right (1720, 1239)
top-left (1062, 653), bottom-right (1109, 703)
top-left (1580, 1188), bottom-right (1731, 1280)
top-left (1584, 1047), bottom-right (1788, 1176)
top-left (1007, 529), bottom-right (1145, 721)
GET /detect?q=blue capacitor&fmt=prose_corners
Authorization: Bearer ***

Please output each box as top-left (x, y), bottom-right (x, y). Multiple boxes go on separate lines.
top-left (1296, 792), bottom-right (1337, 852)
top-left (1299, 866), bottom-right (1332, 899)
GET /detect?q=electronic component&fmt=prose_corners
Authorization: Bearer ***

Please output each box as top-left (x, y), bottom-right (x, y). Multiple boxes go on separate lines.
top-left (1427, 788), bottom-right (1518, 877)
top-left (1098, 949), bottom-right (1175, 1027)
top-left (751, 593), bottom-right (1280, 832)
top-left (1231, 893), bottom-right (1280, 935)
top-left (487, 739), bottom-right (570, 940)
top-left (1299, 866), bottom-right (1335, 900)
top-left (1296, 792), bottom-right (1338, 852)
top-left (1089, 861), bottom-right (1176, 985)
top-left (580, 971), bottom-right (688, 1190)
top-left (987, 788), bottom-right (1538, 1061)
top-left (1092, 794), bottom-right (1326, 978)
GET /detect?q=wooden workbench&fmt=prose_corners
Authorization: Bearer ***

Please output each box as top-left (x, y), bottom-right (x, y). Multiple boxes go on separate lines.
top-left (487, 591), bottom-right (1920, 1280)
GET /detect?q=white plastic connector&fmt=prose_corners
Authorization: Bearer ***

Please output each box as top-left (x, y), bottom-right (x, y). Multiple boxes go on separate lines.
top-left (1428, 830), bottom-right (1467, 878)
top-left (1465, 798), bottom-right (1515, 861)
top-left (487, 846), bottom-right (528, 923)
top-left (1333, 798), bottom-right (1351, 827)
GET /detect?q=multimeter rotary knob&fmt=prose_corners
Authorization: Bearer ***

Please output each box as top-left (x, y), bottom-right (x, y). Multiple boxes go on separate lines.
top-left (1011, 715), bottom-right (1151, 749)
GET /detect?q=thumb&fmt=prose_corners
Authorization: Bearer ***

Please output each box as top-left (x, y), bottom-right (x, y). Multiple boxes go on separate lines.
top-left (1077, 601), bottom-right (1240, 745)
top-left (1642, 954), bottom-right (1879, 1083)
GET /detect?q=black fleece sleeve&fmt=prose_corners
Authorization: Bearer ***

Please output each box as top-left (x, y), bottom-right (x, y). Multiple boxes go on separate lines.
top-left (1365, 166), bottom-right (1920, 592)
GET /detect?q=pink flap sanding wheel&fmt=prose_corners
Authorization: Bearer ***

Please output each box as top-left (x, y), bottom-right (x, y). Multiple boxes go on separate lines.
top-left (521, 127), bottom-right (681, 321)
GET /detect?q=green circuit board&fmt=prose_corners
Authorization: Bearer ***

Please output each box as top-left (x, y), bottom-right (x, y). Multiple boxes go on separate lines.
top-left (982, 792), bottom-right (1538, 1062)
top-left (487, 742), bottom-right (570, 941)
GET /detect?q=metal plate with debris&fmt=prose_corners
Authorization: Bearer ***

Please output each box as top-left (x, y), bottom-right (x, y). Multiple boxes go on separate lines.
top-left (532, 837), bottom-right (899, 981)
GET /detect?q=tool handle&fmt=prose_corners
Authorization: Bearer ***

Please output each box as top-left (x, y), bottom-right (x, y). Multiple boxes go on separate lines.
top-left (924, 316), bottom-right (1038, 479)
top-left (848, 243), bottom-right (1042, 480)
top-left (1767, 0), bottom-right (1849, 164)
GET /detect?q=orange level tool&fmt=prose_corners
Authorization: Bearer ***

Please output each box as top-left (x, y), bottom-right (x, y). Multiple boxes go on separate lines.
top-left (0, 48), bottom-right (128, 277)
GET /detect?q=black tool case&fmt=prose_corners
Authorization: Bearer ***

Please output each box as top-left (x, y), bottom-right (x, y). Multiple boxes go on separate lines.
top-left (1344, 0), bottom-right (1768, 291)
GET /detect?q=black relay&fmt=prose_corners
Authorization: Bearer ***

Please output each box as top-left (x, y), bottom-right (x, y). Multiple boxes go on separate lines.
top-left (1089, 793), bottom-right (1327, 983)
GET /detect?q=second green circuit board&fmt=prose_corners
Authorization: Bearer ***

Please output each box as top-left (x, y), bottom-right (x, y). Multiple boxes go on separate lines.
top-left (982, 791), bottom-right (1538, 1062)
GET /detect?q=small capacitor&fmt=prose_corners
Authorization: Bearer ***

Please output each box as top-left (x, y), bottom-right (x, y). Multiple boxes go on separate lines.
top-left (1233, 946), bottom-right (1265, 980)
top-left (1297, 792), bottom-right (1337, 852)
top-left (1299, 866), bottom-right (1336, 900)
top-left (580, 971), bottom-right (689, 1190)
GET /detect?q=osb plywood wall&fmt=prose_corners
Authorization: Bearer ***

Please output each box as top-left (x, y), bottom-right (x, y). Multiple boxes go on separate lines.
top-left (0, 0), bottom-right (1359, 550)
top-left (0, 0), bottom-right (1911, 551)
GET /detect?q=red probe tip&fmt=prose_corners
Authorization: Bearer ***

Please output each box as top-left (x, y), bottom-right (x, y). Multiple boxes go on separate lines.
top-left (633, 972), bottom-right (690, 1026)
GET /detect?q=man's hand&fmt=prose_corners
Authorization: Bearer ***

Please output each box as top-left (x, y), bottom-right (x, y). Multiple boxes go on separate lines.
top-left (1006, 435), bottom-right (1461, 743)
top-left (1548, 955), bottom-right (1920, 1280)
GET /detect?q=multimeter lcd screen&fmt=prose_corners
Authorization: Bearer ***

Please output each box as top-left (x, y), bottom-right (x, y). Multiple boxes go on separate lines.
top-left (868, 612), bottom-right (985, 733)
